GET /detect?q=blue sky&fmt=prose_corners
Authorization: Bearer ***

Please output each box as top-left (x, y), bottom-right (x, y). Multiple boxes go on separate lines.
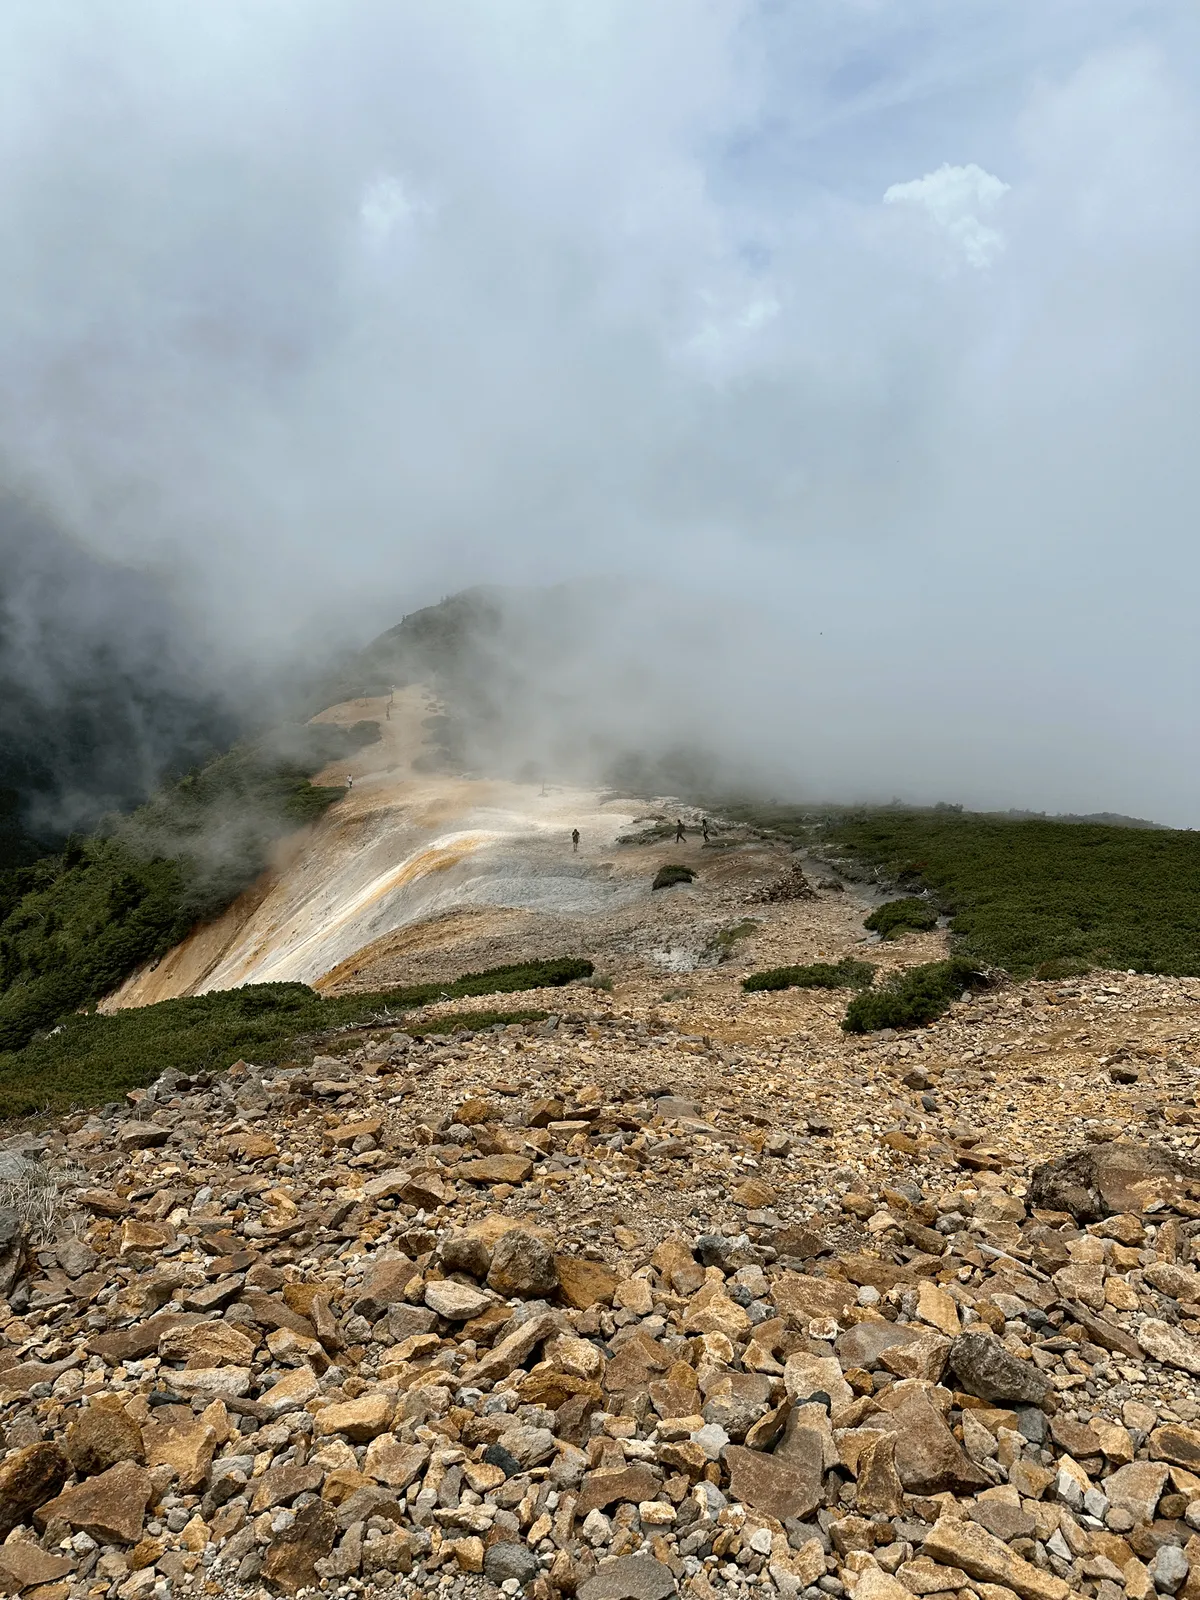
top-left (0, 2), bottom-right (1197, 819)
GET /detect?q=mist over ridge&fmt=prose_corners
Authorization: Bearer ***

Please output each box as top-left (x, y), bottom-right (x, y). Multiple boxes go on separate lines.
top-left (0, 4), bottom-right (1197, 822)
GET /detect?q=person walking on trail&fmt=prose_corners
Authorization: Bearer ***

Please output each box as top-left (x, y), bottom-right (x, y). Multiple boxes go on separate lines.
top-left (701, 817), bottom-right (710, 843)
top-left (674, 818), bottom-right (686, 843)
top-left (346, 774), bottom-right (354, 789)
top-left (571, 828), bottom-right (580, 852)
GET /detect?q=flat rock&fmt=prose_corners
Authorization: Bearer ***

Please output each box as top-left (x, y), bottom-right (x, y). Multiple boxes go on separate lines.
top-left (556, 1257), bottom-right (620, 1309)
top-left (576, 1465), bottom-right (663, 1516)
top-left (923, 1515), bottom-right (1070, 1600)
top-left (142, 1417), bottom-right (219, 1493)
top-left (262, 1500), bottom-right (338, 1595)
top-left (1029, 1141), bottom-right (1197, 1223)
top-left (36, 1460), bottom-right (151, 1545)
top-left (258, 1367), bottom-right (321, 1416)
top-left (835, 1322), bottom-right (921, 1369)
top-left (424, 1280), bottom-right (494, 1320)
top-left (118, 1122), bottom-right (170, 1149)
top-left (314, 1393), bottom-right (394, 1442)
top-left (64, 1406), bottom-right (145, 1478)
top-left (724, 1444), bottom-right (822, 1522)
top-left (770, 1272), bottom-right (856, 1328)
top-left (1104, 1461), bottom-right (1169, 1524)
top-left (488, 1230), bottom-right (559, 1298)
top-left (1138, 1319), bottom-right (1200, 1374)
top-left (577, 1554), bottom-right (677, 1600)
top-left (1150, 1424), bottom-right (1200, 1470)
top-left (456, 1156), bottom-right (533, 1185)
top-left (0, 1444), bottom-right (69, 1537)
top-left (0, 1543), bottom-right (74, 1590)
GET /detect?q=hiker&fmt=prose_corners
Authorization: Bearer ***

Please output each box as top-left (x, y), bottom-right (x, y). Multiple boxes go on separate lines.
top-left (346, 774), bottom-right (354, 789)
top-left (675, 818), bottom-right (685, 842)
top-left (572, 828), bottom-right (580, 853)
top-left (701, 817), bottom-right (710, 843)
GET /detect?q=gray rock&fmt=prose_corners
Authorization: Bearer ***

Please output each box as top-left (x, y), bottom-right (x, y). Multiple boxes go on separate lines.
top-left (496, 1425), bottom-right (556, 1469)
top-left (487, 1231), bottom-right (559, 1299)
top-left (1151, 1544), bottom-right (1190, 1596)
top-left (949, 1333), bottom-right (1051, 1406)
top-left (483, 1544), bottom-right (541, 1587)
top-left (578, 1555), bottom-right (678, 1600)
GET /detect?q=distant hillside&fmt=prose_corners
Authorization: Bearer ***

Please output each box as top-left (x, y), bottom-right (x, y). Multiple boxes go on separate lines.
top-left (0, 497), bottom-right (238, 861)
top-left (0, 719), bottom-right (380, 1055)
top-left (311, 584), bottom-right (719, 793)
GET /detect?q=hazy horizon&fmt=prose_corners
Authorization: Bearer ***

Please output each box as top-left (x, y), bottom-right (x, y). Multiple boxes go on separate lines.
top-left (1, 4), bottom-right (1198, 823)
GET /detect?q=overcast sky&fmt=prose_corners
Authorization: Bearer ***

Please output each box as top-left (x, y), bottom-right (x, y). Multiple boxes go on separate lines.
top-left (0, 2), bottom-right (1197, 820)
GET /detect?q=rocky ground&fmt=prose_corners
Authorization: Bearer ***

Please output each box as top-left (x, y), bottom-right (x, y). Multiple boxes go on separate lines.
top-left (4, 868), bottom-right (1200, 1600)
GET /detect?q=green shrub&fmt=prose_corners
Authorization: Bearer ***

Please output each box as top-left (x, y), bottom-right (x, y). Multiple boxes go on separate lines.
top-left (743, 958), bottom-right (876, 993)
top-left (708, 920), bottom-right (758, 962)
top-left (386, 957), bottom-right (592, 1007)
top-left (842, 959), bottom-right (982, 1033)
top-left (0, 954), bottom-right (587, 1119)
top-left (653, 864), bottom-right (695, 890)
top-left (819, 810), bottom-right (1200, 977)
top-left (1035, 957), bottom-right (1092, 981)
top-left (401, 1009), bottom-right (547, 1038)
top-left (864, 897), bottom-right (939, 939)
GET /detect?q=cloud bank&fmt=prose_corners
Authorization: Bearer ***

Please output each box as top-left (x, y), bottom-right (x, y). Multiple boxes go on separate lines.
top-left (0, 2), bottom-right (1197, 820)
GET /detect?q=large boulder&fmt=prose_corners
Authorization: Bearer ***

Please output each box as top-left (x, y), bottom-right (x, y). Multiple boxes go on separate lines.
top-left (0, 1443), bottom-right (69, 1538)
top-left (949, 1333), bottom-right (1052, 1407)
top-left (64, 1406), bottom-right (145, 1478)
top-left (1029, 1141), bottom-right (1198, 1223)
top-left (487, 1230), bottom-right (559, 1299)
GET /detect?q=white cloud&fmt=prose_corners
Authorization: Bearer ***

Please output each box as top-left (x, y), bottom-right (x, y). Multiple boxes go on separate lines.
top-left (0, 8), bottom-right (1198, 819)
top-left (884, 161), bottom-right (1010, 267)
top-left (359, 175), bottom-right (425, 243)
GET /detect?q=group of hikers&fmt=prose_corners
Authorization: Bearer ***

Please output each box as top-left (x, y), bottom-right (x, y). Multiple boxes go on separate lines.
top-left (571, 816), bottom-right (709, 852)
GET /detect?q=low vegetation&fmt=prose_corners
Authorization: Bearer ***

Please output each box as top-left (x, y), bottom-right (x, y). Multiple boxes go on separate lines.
top-left (0, 954), bottom-right (590, 1119)
top-left (864, 896), bottom-right (939, 939)
top-left (707, 920), bottom-right (758, 963)
top-left (825, 810), bottom-right (1200, 977)
top-left (842, 958), bottom-right (983, 1032)
top-left (383, 957), bottom-right (593, 1007)
top-left (653, 864), bottom-right (695, 890)
top-left (721, 803), bottom-right (1200, 979)
top-left (404, 1009), bottom-right (547, 1038)
top-left (742, 958), bottom-right (875, 994)
top-left (0, 722), bottom-right (380, 1054)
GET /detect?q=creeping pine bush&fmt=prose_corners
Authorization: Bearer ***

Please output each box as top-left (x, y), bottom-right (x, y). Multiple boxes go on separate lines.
top-left (653, 864), bottom-right (695, 890)
top-left (1035, 957), bottom-right (1092, 981)
top-left (842, 958), bottom-right (983, 1032)
top-left (821, 810), bottom-right (1200, 977)
top-left (743, 958), bottom-right (875, 993)
top-left (0, 956), bottom-right (589, 1119)
top-left (864, 897), bottom-right (938, 939)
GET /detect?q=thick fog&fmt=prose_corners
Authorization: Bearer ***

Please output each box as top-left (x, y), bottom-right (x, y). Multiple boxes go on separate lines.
top-left (0, 3), bottom-right (1197, 821)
